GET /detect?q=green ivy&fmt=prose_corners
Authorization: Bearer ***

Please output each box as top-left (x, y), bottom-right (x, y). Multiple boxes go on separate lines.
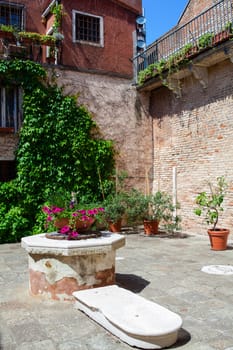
top-left (0, 59), bottom-right (115, 243)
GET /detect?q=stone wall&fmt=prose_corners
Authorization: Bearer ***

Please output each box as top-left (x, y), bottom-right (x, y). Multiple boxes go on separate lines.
top-left (0, 133), bottom-right (18, 161)
top-left (55, 67), bottom-right (153, 193)
top-left (149, 58), bottom-right (233, 234)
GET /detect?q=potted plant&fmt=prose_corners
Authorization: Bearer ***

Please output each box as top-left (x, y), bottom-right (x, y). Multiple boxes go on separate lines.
top-left (42, 190), bottom-right (105, 239)
top-left (103, 192), bottom-right (127, 232)
top-left (125, 189), bottom-right (180, 235)
top-left (194, 176), bottom-right (230, 250)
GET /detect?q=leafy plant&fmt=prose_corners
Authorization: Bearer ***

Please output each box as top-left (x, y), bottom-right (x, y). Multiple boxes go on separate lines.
top-left (138, 63), bottom-right (158, 85)
top-left (125, 189), bottom-right (181, 232)
top-left (194, 176), bottom-right (228, 230)
top-left (51, 4), bottom-right (64, 33)
top-left (0, 24), bottom-right (15, 33)
top-left (103, 192), bottom-right (127, 224)
top-left (0, 59), bottom-right (115, 243)
top-left (18, 31), bottom-right (56, 44)
top-left (224, 21), bottom-right (233, 33)
top-left (42, 192), bottom-right (105, 239)
top-left (197, 32), bottom-right (213, 49)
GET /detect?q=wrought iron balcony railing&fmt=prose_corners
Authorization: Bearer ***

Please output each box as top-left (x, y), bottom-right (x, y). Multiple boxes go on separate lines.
top-left (134, 0), bottom-right (233, 78)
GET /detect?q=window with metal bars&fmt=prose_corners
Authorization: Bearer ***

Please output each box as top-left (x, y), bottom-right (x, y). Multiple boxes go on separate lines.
top-left (0, 86), bottom-right (22, 131)
top-left (73, 10), bottom-right (103, 46)
top-left (0, 2), bottom-right (24, 30)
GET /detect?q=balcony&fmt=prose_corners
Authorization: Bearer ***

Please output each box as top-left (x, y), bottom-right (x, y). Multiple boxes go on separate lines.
top-left (0, 27), bottom-right (61, 64)
top-left (134, 0), bottom-right (233, 93)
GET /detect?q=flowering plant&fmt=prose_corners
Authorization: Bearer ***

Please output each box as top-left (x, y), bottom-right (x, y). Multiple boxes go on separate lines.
top-left (42, 196), bottom-right (105, 239)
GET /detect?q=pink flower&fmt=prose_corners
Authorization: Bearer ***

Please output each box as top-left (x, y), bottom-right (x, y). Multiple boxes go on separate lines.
top-left (69, 231), bottom-right (79, 238)
top-left (98, 207), bottom-right (105, 212)
top-left (52, 206), bottom-right (64, 214)
top-left (60, 225), bottom-right (70, 234)
top-left (87, 209), bottom-right (98, 215)
top-left (78, 209), bottom-right (86, 215)
top-left (46, 215), bottom-right (53, 222)
top-left (42, 206), bottom-right (52, 214)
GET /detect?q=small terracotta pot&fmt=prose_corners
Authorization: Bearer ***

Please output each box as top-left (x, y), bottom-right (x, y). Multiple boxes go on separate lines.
top-left (109, 219), bottom-right (122, 233)
top-left (143, 220), bottom-right (159, 235)
top-left (207, 229), bottom-right (230, 251)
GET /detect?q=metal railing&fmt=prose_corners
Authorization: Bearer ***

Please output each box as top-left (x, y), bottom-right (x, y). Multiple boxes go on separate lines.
top-left (134, 0), bottom-right (233, 76)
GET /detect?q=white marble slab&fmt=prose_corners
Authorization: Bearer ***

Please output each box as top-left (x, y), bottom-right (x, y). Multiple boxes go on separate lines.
top-left (21, 232), bottom-right (125, 256)
top-left (73, 285), bottom-right (182, 349)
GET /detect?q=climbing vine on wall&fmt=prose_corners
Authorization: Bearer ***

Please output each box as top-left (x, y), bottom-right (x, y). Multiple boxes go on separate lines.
top-left (0, 59), bottom-right (115, 243)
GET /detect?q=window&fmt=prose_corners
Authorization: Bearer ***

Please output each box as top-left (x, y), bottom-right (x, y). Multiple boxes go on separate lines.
top-left (0, 86), bottom-right (22, 131)
top-left (0, 2), bottom-right (24, 30)
top-left (73, 10), bottom-right (104, 47)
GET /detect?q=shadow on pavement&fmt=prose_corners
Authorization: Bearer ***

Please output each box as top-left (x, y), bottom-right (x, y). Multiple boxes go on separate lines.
top-left (116, 273), bottom-right (150, 293)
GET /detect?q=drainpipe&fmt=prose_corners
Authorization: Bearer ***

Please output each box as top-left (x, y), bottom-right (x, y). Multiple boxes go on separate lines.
top-left (172, 166), bottom-right (177, 219)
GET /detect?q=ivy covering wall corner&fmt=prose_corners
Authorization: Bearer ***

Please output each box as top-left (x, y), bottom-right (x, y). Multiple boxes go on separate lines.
top-left (0, 59), bottom-right (115, 243)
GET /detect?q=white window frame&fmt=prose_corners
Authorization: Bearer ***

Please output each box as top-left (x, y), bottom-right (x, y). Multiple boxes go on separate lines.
top-left (0, 86), bottom-right (22, 131)
top-left (72, 10), bottom-right (104, 47)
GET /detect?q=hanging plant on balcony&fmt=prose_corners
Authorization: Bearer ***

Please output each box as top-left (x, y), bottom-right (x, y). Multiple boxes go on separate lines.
top-left (18, 31), bottom-right (56, 46)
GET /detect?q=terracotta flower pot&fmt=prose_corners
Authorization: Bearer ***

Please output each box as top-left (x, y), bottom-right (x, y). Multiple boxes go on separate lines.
top-left (54, 218), bottom-right (69, 229)
top-left (207, 229), bottom-right (230, 251)
top-left (143, 220), bottom-right (159, 235)
top-left (54, 217), bottom-right (95, 232)
top-left (75, 217), bottom-right (95, 232)
top-left (109, 219), bottom-right (122, 233)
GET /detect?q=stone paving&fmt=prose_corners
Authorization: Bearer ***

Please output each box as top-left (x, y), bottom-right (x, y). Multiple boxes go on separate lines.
top-left (1, 230), bottom-right (233, 350)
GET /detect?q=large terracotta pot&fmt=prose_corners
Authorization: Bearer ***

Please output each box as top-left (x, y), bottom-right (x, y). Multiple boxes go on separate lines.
top-left (207, 229), bottom-right (230, 251)
top-left (75, 217), bottom-right (95, 232)
top-left (54, 217), bottom-right (95, 232)
top-left (54, 218), bottom-right (69, 229)
top-left (143, 220), bottom-right (159, 235)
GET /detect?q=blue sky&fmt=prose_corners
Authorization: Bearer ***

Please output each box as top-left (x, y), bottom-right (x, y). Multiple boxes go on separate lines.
top-left (142, 0), bottom-right (189, 45)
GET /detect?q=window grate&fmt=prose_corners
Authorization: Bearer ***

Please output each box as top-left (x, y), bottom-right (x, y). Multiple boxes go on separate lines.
top-left (74, 12), bottom-right (102, 45)
top-left (0, 4), bottom-right (23, 30)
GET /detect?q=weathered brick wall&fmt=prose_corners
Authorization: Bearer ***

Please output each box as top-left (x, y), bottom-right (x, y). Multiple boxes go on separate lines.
top-left (178, 0), bottom-right (218, 25)
top-left (149, 58), bottom-right (233, 234)
top-left (55, 68), bottom-right (153, 192)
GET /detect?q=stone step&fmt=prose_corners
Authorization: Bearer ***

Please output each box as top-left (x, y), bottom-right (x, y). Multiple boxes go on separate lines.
top-left (73, 285), bottom-right (182, 349)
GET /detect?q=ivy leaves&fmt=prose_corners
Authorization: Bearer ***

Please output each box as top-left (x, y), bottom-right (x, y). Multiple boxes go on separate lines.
top-left (0, 59), bottom-right (115, 242)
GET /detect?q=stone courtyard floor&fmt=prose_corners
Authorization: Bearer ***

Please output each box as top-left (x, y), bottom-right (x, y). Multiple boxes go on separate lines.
top-left (1, 230), bottom-right (233, 350)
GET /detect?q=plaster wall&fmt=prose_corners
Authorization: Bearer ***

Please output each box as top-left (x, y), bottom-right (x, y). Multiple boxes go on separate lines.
top-left (55, 68), bottom-right (153, 192)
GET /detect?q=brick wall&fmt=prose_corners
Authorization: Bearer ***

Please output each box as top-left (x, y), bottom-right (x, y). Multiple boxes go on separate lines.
top-left (149, 58), bottom-right (233, 234)
top-left (13, 0), bottom-right (140, 77)
top-left (178, 0), bottom-right (218, 25)
top-left (60, 0), bottom-right (138, 77)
